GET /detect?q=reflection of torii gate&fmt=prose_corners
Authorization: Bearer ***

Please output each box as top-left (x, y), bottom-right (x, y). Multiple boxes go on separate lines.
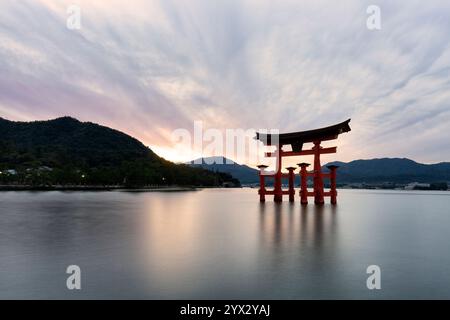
top-left (255, 119), bottom-right (351, 204)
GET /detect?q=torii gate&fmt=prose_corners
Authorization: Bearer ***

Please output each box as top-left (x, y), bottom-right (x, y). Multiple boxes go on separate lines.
top-left (255, 119), bottom-right (351, 204)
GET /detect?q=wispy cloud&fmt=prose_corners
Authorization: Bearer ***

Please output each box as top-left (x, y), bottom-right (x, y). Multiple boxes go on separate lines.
top-left (0, 0), bottom-right (449, 163)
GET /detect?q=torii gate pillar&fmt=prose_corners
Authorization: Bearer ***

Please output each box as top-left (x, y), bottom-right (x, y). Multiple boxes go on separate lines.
top-left (273, 146), bottom-right (283, 203)
top-left (327, 165), bottom-right (339, 205)
top-left (286, 167), bottom-right (296, 202)
top-left (257, 165), bottom-right (268, 202)
top-left (298, 163), bottom-right (310, 205)
top-left (313, 141), bottom-right (325, 205)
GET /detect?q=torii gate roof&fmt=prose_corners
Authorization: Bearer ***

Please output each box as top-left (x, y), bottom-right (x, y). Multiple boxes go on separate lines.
top-left (255, 119), bottom-right (351, 151)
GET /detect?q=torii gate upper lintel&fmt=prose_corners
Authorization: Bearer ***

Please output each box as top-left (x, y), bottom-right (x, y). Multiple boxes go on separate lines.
top-left (255, 119), bottom-right (351, 204)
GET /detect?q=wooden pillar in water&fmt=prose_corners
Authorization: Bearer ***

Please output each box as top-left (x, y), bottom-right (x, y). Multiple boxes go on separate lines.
top-left (257, 165), bottom-right (268, 202)
top-left (286, 167), bottom-right (296, 202)
top-left (313, 141), bottom-right (325, 204)
top-left (273, 145), bottom-right (283, 202)
top-left (327, 165), bottom-right (339, 204)
top-left (298, 163), bottom-right (310, 205)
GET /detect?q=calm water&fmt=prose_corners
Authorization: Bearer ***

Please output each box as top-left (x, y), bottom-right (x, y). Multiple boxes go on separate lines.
top-left (1, 188), bottom-right (450, 299)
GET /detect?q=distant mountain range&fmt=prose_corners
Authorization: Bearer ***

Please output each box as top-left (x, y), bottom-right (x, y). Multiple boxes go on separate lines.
top-left (0, 117), bottom-right (239, 187)
top-left (188, 157), bottom-right (259, 184)
top-left (189, 157), bottom-right (450, 185)
top-left (325, 158), bottom-right (450, 183)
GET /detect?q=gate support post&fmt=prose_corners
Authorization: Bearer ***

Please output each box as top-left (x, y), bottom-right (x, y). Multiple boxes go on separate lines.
top-left (257, 165), bottom-right (268, 202)
top-left (313, 141), bottom-right (325, 205)
top-left (298, 163), bottom-right (310, 205)
top-left (286, 167), bottom-right (296, 202)
top-left (273, 146), bottom-right (283, 202)
top-left (327, 165), bottom-right (339, 204)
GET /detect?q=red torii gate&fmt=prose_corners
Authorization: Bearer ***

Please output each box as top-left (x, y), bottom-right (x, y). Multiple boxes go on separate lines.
top-left (255, 119), bottom-right (351, 204)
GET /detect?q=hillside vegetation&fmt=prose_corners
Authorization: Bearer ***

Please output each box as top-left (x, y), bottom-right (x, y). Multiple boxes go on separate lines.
top-left (0, 117), bottom-right (239, 187)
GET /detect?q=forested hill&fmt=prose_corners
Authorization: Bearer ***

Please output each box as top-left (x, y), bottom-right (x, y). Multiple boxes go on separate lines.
top-left (0, 116), bottom-right (159, 167)
top-left (0, 117), bottom-right (239, 187)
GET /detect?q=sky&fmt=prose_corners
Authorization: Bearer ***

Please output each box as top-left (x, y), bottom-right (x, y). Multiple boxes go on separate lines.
top-left (0, 0), bottom-right (449, 166)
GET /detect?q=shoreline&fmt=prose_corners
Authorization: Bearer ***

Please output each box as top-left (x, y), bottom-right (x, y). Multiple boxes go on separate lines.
top-left (0, 185), bottom-right (447, 192)
top-left (0, 185), bottom-right (200, 192)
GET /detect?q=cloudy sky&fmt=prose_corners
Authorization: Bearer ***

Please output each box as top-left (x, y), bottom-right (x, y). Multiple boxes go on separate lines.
top-left (1, 0), bottom-right (449, 165)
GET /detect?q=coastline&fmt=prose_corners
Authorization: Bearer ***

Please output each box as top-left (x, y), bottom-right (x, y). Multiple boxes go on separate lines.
top-left (0, 185), bottom-right (199, 192)
top-left (1, 185), bottom-right (447, 192)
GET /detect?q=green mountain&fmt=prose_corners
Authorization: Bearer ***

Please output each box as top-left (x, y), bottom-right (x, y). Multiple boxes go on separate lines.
top-left (0, 117), bottom-right (239, 187)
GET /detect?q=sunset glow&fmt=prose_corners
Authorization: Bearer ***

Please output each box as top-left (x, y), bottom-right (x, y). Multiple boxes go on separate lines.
top-left (1, 0), bottom-right (449, 165)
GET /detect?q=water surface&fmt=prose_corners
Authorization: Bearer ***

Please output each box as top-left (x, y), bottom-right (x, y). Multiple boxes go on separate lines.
top-left (1, 189), bottom-right (450, 299)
